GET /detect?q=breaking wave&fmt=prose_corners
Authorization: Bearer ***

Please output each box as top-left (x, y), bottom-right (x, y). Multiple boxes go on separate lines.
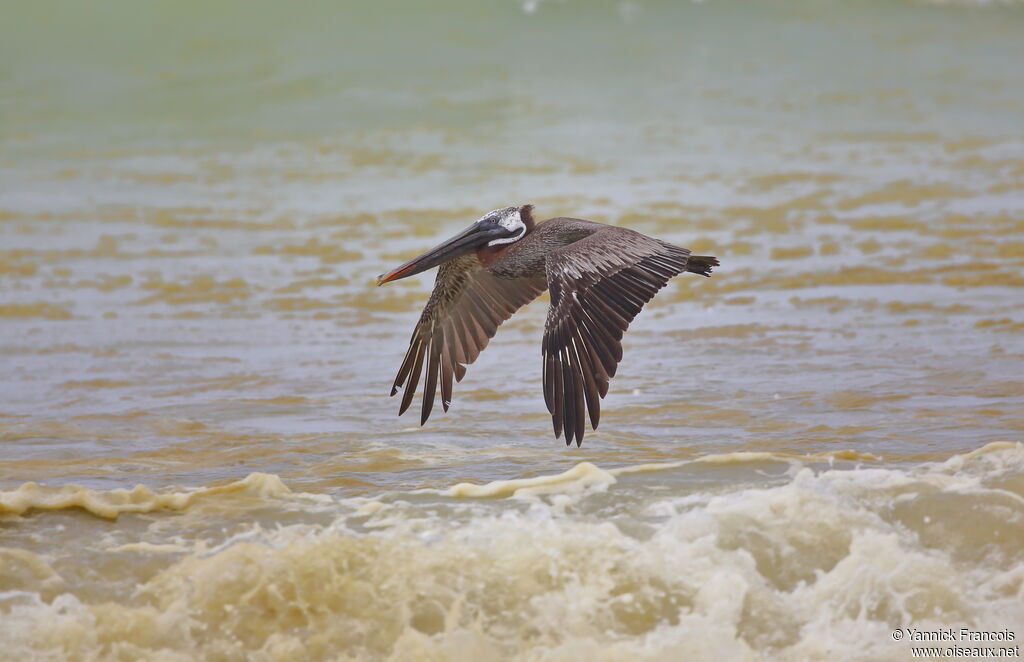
top-left (1, 443), bottom-right (1021, 661)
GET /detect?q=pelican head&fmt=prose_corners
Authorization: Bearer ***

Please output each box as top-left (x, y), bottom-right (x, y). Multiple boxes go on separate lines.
top-left (377, 205), bottom-right (532, 285)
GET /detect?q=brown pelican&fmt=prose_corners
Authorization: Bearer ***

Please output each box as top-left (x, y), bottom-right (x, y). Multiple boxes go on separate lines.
top-left (377, 205), bottom-right (719, 446)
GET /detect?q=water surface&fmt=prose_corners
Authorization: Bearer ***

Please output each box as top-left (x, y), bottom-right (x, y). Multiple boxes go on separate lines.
top-left (2, 1), bottom-right (1023, 660)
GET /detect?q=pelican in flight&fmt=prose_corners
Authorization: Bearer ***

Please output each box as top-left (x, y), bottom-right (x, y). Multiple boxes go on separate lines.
top-left (377, 205), bottom-right (719, 446)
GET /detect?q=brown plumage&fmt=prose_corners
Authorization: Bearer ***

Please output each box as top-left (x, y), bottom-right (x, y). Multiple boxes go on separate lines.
top-left (377, 205), bottom-right (719, 446)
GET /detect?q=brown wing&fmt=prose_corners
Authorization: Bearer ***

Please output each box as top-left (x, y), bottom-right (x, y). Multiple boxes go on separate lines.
top-left (391, 254), bottom-right (546, 425)
top-left (543, 226), bottom-right (709, 446)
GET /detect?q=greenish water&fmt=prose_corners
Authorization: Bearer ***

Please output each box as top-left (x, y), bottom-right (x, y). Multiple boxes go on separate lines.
top-left (2, 1), bottom-right (1023, 660)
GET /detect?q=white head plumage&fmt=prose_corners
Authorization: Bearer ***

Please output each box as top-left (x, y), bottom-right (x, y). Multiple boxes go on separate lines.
top-left (483, 206), bottom-right (527, 246)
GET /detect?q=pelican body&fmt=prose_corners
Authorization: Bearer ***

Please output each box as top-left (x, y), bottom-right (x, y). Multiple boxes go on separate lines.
top-left (377, 205), bottom-right (719, 446)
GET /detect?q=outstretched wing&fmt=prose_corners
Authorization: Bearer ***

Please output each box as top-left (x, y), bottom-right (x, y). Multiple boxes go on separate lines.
top-left (391, 254), bottom-right (546, 425)
top-left (543, 226), bottom-right (713, 446)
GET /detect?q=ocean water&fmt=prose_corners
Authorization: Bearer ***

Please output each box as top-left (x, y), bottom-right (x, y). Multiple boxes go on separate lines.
top-left (2, 1), bottom-right (1023, 660)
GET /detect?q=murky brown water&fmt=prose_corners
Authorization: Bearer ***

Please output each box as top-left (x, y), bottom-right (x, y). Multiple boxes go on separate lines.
top-left (2, 1), bottom-right (1023, 660)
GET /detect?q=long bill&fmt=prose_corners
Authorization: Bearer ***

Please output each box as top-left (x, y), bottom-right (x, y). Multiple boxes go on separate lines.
top-left (376, 219), bottom-right (512, 285)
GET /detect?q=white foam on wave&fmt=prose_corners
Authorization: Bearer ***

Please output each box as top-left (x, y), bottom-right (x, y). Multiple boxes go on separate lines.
top-left (0, 443), bottom-right (1021, 661)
